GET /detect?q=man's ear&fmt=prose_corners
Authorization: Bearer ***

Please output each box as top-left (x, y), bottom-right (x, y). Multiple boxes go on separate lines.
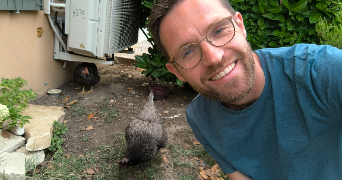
top-left (166, 63), bottom-right (187, 82)
top-left (233, 12), bottom-right (247, 38)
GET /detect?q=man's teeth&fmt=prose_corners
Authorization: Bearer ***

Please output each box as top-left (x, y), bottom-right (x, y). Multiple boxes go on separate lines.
top-left (211, 62), bottom-right (236, 81)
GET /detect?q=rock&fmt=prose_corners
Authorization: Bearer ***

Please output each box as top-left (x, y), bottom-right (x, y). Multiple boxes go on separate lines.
top-left (22, 104), bottom-right (65, 151)
top-left (16, 146), bottom-right (45, 171)
top-left (0, 129), bottom-right (25, 153)
top-left (0, 151), bottom-right (26, 180)
top-left (129, 90), bottom-right (136, 95)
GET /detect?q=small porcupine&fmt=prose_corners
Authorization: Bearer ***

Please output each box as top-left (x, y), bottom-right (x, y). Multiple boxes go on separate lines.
top-left (118, 91), bottom-right (168, 168)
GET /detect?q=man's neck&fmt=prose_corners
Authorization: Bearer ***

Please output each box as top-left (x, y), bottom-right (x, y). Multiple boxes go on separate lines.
top-left (223, 99), bottom-right (257, 111)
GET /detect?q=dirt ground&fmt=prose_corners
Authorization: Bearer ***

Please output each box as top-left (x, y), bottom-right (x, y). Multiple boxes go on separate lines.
top-left (32, 58), bottom-right (197, 154)
top-left (30, 58), bottom-right (227, 179)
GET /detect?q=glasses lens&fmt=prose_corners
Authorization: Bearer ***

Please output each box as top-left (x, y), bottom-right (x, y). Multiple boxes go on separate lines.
top-left (207, 18), bottom-right (235, 46)
top-left (173, 17), bottom-right (235, 69)
top-left (174, 44), bottom-right (201, 69)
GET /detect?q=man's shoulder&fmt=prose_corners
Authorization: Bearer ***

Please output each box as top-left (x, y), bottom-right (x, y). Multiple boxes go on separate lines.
top-left (256, 44), bottom-right (339, 60)
top-left (187, 94), bottom-right (207, 109)
top-left (186, 94), bottom-right (213, 114)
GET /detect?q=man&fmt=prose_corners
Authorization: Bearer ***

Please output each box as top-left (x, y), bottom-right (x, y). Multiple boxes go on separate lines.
top-left (148, 0), bottom-right (342, 179)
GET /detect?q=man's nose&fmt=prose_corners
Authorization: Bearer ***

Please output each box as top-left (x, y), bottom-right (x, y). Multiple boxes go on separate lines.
top-left (200, 41), bottom-right (224, 67)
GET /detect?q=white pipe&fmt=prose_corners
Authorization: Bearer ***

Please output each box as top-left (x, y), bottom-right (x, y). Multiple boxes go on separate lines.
top-left (43, 0), bottom-right (50, 14)
top-left (47, 14), bottom-right (67, 53)
top-left (50, 3), bottom-right (65, 8)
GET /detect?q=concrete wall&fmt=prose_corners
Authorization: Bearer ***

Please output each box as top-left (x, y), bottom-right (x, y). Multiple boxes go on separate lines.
top-left (0, 10), bottom-right (78, 95)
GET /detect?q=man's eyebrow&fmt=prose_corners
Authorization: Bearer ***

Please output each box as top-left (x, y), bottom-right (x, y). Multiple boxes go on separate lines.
top-left (172, 16), bottom-right (227, 55)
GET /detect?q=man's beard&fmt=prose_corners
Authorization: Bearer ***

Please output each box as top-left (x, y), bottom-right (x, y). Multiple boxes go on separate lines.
top-left (186, 45), bottom-right (256, 104)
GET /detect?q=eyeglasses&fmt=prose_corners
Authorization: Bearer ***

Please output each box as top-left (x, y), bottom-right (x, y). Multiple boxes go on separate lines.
top-left (169, 16), bottom-right (236, 70)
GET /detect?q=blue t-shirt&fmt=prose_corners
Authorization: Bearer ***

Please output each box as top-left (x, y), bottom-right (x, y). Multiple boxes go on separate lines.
top-left (186, 44), bottom-right (342, 179)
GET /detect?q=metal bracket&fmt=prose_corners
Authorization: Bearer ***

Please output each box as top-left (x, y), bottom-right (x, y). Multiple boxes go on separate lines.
top-left (36, 3), bottom-right (44, 10)
top-left (11, 0), bottom-right (20, 14)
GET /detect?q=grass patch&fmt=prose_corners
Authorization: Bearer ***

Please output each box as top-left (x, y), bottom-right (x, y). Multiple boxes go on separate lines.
top-left (27, 133), bottom-right (164, 180)
top-left (26, 128), bottom-right (225, 179)
top-left (172, 129), bottom-right (217, 168)
top-left (70, 104), bottom-right (88, 116)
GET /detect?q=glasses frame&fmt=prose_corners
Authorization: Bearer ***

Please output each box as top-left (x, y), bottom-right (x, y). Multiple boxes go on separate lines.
top-left (169, 16), bottom-right (236, 70)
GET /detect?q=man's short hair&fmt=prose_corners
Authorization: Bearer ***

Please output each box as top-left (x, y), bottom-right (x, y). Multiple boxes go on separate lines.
top-left (148, 0), bottom-right (236, 60)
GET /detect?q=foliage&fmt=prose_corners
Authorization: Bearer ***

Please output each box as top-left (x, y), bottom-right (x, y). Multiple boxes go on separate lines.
top-left (48, 121), bottom-right (68, 156)
top-left (136, 0), bottom-right (183, 85)
top-left (316, 18), bottom-right (342, 49)
top-left (135, 43), bottom-right (183, 85)
top-left (139, 0), bottom-right (154, 28)
top-left (229, 0), bottom-right (342, 50)
top-left (0, 77), bottom-right (37, 129)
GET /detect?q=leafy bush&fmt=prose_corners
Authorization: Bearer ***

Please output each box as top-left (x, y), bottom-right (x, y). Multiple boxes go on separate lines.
top-left (48, 121), bottom-right (68, 156)
top-left (229, 0), bottom-right (342, 50)
top-left (0, 77), bottom-right (37, 129)
top-left (135, 42), bottom-right (183, 85)
top-left (316, 18), bottom-right (342, 49)
top-left (136, 0), bottom-right (183, 85)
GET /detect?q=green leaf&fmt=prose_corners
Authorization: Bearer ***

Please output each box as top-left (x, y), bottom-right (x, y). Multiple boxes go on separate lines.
top-left (252, 4), bottom-right (260, 13)
top-left (296, 14), bottom-right (305, 21)
top-left (151, 69), bottom-right (161, 78)
top-left (269, 0), bottom-right (279, 6)
top-left (259, 3), bottom-right (266, 13)
top-left (308, 29), bottom-right (315, 35)
top-left (287, 24), bottom-right (296, 31)
top-left (250, 13), bottom-right (261, 19)
top-left (141, 68), bottom-right (154, 75)
top-left (258, 18), bottom-right (265, 27)
top-left (316, 2), bottom-right (327, 11)
top-left (250, 0), bottom-right (257, 4)
top-left (142, 53), bottom-right (151, 65)
top-left (302, 10), bottom-right (312, 17)
top-left (309, 12), bottom-right (322, 23)
top-left (176, 79), bottom-right (183, 86)
top-left (291, 0), bottom-right (307, 13)
top-left (273, 30), bottom-right (284, 37)
top-left (262, 13), bottom-right (273, 19)
top-left (268, 6), bottom-right (282, 13)
top-left (269, 41), bottom-right (278, 47)
top-left (281, 0), bottom-right (291, 11)
top-left (272, 14), bottom-right (286, 22)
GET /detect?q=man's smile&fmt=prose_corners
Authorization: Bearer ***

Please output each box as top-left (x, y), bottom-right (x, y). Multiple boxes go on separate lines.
top-left (210, 61), bottom-right (236, 81)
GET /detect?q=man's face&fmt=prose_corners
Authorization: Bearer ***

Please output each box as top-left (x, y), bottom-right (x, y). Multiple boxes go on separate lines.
top-left (160, 0), bottom-right (256, 104)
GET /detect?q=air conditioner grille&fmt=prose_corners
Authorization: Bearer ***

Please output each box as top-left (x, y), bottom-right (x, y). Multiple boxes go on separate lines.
top-left (107, 0), bottom-right (141, 54)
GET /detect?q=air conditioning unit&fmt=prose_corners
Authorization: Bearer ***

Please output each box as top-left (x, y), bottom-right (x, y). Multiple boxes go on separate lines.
top-left (46, 0), bottom-right (141, 65)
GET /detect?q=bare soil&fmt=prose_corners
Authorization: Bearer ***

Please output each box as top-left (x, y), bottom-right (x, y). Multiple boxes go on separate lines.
top-left (30, 58), bottom-right (227, 179)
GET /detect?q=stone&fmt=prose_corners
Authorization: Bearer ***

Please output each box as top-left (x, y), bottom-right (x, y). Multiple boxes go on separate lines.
top-left (129, 90), bottom-right (136, 95)
top-left (16, 146), bottom-right (45, 171)
top-left (0, 151), bottom-right (26, 180)
top-left (0, 129), bottom-right (25, 153)
top-left (22, 104), bottom-right (65, 151)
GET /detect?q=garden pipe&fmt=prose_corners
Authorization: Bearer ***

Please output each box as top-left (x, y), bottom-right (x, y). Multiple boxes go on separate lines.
top-left (140, 28), bottom-right (154, 47)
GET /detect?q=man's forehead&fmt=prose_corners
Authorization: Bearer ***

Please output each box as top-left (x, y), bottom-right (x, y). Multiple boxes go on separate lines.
top-left (159, 0), bottom-right (231, 55)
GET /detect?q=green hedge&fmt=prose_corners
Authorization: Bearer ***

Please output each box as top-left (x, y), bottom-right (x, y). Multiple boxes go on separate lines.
top-left (229, 0), bottom-right (342, 50)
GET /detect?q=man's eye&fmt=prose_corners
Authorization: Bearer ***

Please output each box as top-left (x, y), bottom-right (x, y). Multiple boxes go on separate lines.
top-left (215, 28), bottom-right (224, 35)
top-left (184, 50), bottom-right (193, 56)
